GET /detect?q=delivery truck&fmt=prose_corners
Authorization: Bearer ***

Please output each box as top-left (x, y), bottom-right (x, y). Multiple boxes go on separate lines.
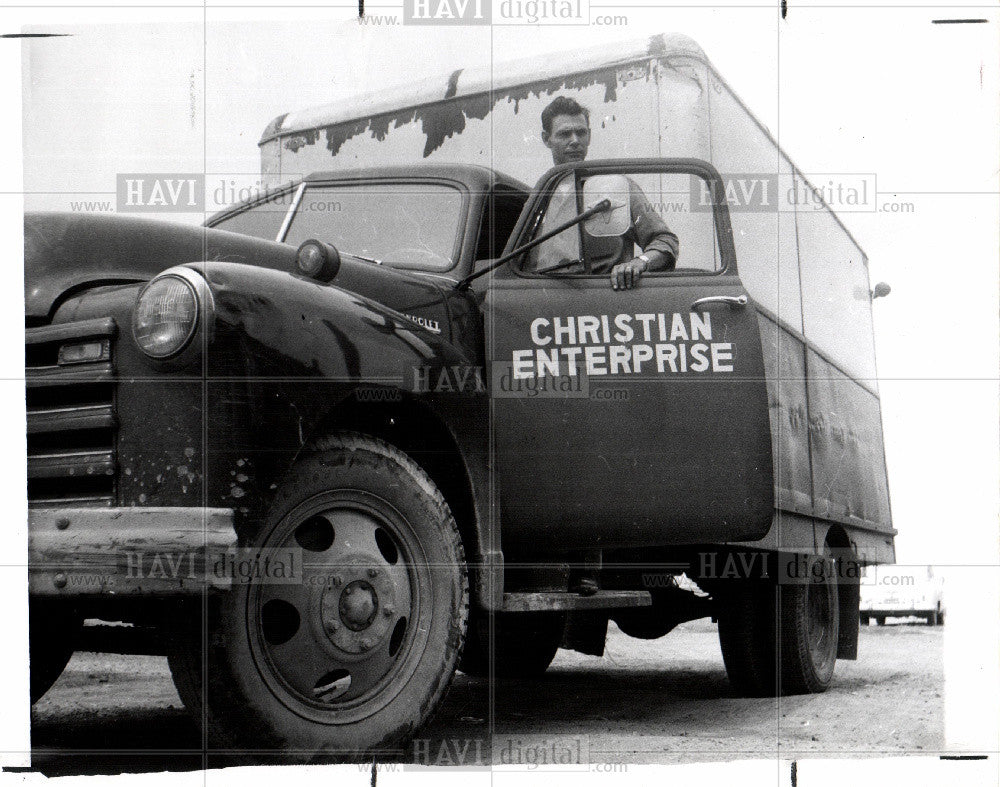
top-left (25, 32), bottom-right (894, 759)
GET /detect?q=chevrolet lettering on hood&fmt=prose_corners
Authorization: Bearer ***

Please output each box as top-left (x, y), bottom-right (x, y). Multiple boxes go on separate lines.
top-left (405, 313), bottom-right (442, 334)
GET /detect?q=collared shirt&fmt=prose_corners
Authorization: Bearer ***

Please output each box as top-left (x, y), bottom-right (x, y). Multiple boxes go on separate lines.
top-left (528, 177), bottom-right (680, 274)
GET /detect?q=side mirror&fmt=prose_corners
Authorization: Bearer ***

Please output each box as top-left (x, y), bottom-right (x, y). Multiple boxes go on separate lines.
top-left (871, 281), bottom-right (891, 300)
top-left (582, 175), bottom-right (631, 237)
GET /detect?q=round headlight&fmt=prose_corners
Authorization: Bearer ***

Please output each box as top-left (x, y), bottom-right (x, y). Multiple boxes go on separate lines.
top-left (132, 274), bottom-right (199, 358)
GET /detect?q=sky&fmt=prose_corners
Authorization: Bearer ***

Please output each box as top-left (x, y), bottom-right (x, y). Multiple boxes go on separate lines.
top-left (1, 0), bottom-right (998, 760)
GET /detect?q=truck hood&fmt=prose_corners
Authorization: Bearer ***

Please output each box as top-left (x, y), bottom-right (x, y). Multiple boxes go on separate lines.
top-left (24, 213), bottom-right (476, 355)
top-left (24, 212), bottom-right (297, 319)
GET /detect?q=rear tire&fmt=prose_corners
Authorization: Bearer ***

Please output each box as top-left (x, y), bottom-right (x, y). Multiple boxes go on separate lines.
top-left (166, 433), bottom-right (469, 760)
top-left (778, 566), bottom-right (839, 694)
top-left (717, 555), bottom-right (840, 696)
top-left (459, 611), bottom-right (565, 678)
top-left (716, 580), bottom-right (775, 696)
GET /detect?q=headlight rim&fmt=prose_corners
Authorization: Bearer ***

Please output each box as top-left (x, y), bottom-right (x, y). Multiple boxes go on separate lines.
top-left (132, 266), bottom-right (215, 361)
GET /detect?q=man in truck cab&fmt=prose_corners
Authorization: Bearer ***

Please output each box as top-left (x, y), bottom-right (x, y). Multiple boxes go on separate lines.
top-left (533, 96), bottom-right (679, 290)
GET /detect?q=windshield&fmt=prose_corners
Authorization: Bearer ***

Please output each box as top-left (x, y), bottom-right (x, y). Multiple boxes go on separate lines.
top-left (285, 182), bottom-right (464, 272)
top-left (210, 181), bottom-right (465, 273)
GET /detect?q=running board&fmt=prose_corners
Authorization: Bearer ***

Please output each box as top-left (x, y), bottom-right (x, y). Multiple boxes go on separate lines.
top-left (502, 590), bottom-right (652, 612)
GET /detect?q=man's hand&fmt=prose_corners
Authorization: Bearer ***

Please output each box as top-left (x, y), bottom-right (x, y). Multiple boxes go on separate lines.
top-left (611, 257), bottom-right (649, 291)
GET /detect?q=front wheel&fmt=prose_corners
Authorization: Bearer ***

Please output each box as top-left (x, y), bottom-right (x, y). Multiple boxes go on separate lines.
top-left (29, 602), bottom-right (80, 703)
top-left (167, 433), bottom-right (469, 759)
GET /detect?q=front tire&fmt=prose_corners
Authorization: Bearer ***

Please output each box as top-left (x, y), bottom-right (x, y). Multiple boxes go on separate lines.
top-left (29, 602), bottom-right (80, 703)
top-left (167, 433), bottom-right (469, 760)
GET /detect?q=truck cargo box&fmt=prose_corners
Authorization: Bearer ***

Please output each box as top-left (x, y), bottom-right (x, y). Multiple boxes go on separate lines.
top-left (260, 32), bottom-right (893, 561)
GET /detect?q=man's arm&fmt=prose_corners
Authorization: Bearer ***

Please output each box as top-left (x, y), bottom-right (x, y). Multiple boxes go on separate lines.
top-left (629, 182), bottom-right (679, 269)
top-left (610, 180), bottom-right (680, 290)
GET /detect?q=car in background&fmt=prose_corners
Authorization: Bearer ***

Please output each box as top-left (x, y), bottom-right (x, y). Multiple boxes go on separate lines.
top-left (861, 566), bottom-right (944, 626)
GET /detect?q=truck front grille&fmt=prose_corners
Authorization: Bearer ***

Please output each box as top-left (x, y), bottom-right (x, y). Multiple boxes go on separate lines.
top-left (26, 317), bottom-right (118, 506)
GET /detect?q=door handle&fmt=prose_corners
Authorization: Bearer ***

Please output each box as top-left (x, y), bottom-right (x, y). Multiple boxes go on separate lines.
top-left (691, 294), bottom-right (748, 310)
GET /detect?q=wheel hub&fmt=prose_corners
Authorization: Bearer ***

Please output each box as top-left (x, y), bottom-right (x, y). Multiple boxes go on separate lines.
top-left (320, 559), bottom-right (399, 655)
top-left (339, 580), bottom-right (379, 630)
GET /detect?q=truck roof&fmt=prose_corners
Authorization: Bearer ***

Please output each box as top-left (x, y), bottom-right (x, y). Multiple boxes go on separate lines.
top-left (259, 33), bottom-right (867, 260)
top-left (260, 33), bottom-right (708, 145)
top-left (205, 162), bottom-right (529, 226)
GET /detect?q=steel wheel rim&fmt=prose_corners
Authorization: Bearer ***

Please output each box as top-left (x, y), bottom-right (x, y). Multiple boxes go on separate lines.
top-left (246, 489), bottom-right (430, 725)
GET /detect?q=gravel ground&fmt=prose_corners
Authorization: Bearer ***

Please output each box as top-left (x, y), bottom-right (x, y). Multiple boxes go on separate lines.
top-left (29, 618), bottom-right (943, 774)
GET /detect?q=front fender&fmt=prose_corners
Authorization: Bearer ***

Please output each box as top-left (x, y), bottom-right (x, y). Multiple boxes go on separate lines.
top-left (198, 261), bottom-right (472, 381)
top-left (192, 262), bottom-right (480, 514)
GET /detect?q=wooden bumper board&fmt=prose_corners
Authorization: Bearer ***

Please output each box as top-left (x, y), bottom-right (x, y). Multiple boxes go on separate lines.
top-left (28, 507), bottom-right (238, 596)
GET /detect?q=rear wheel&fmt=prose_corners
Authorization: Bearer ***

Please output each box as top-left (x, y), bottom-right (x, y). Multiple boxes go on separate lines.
top-left (167, 433), bottom-right (469, 760)
top-left (717, 555), bottom-right (839, 696)
top-left (459, 611), bottom-right (565, 678)
top-left (716, 580), bottom-right (775, 696)
top-left (778, 564), bottom-right (839, 694)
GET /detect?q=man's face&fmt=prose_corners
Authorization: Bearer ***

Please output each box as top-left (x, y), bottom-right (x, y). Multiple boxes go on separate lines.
top-left (542, 113), bottom-right (590, 164)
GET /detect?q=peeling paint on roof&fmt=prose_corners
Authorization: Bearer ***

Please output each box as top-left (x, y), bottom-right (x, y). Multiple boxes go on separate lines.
top-left (301, 64), bottom-right (641, 161)
top-left (261, 32), bottom-right (708, 154)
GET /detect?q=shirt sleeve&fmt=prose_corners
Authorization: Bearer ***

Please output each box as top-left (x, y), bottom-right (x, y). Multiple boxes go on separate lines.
top-left (627, 179), bottom-right (679, 270)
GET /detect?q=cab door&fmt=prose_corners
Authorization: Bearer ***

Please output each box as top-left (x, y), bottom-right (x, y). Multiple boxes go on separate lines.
top-left (483, 160), bottom-right (773, 551)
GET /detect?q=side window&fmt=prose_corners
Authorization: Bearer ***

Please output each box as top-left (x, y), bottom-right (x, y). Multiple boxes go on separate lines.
top-left (634, 172), bottom-right (719, 274)
top-left (520, 172), bottom-right (723, 276)
top-left (474, 186), bottom-right (529, 269)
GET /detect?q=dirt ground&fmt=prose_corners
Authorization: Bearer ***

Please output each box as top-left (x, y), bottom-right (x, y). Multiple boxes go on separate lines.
top-left (28, 619), bottom-right (944, 774)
